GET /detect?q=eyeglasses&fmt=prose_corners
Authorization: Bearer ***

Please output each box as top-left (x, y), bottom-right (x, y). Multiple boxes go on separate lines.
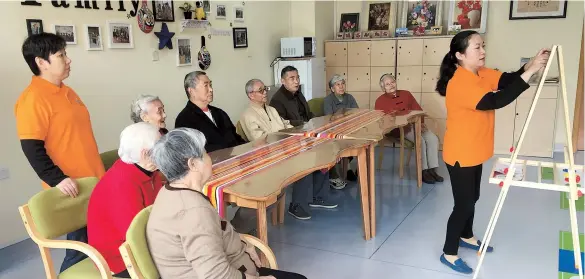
top-left (254, 86), bottom-right (270, 93)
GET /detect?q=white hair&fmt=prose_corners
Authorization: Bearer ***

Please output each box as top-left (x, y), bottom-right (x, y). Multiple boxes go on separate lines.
top-left (130, 94), bottom-right (161, 123)
top-left (150, 128), bottom-right (207, 183)
top-left (118, 122), bottom-right (161, 164)
top-left (379, 73), bottom-right (395, 89)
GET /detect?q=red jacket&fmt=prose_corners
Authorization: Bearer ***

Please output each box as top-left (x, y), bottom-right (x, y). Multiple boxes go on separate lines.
top-left (87, 159), bottom-right (163, 273)
top-left (375, 90), bottom-right (423, 137)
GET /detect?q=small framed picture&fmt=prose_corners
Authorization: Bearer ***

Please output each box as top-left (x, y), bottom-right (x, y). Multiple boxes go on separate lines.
top-left (53, 24), bottom-right (76, 44)
top-left (232, 27), bottom-right (247, 48)
top-left (373, 31), bottom-right (381, 38)
top-left (84, 24), bottom-right (103, 50)
top-left (26, 19), bottom-right (43, 37)
top-left (381, 30), bottom-right (390, 37)
top-left (215, 4), bottom-right (226, 19)
top-left (354, 32), bottom-right (362, 39)
top-left (363, 31), bottom-right (372, 39)
top-left (429, 26), bottom-right (442, 35)
top-left (177, 37), bottom-right (192, 66)
top-left (107, 21), bottom-right (134, 49)
top-left (152, 0), bottom-right (175, 22)
top-left (336, 32), bottom-right (344, 40)
top-left (234, 6), bottom-right (244, 22)
top-left (343, 32), bottom-right (352, 39)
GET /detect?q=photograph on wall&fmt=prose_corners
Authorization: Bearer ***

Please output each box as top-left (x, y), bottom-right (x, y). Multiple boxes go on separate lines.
top-left (177, 37), bottom-right (192, 66)
top-left (53, 24), bottom-right (77, 44)
top-left (107, 21), bottom-right (134, 48)
top-left (152, 0), bottom-right (175, 22)
top-left (84, 24), bottom-right (103, 50)
top-left (402, 0), bottom-right (441, 34)
top-left (448, 0), bottom-right (488, 33)
top-left (216, 4), bottom-right (226, 19)
top-left (339, 13), bottom-right (359, 32)
top-left (234, 6), bottom-right (244, 22)
top-left (368, 3), bottom-right (391, 31)
top-left (232, 27), bottom-right (248, 48)
top-left (26, 19), bottom-right (43, 36)
top-left (509, 0), bottom-right (567, 20)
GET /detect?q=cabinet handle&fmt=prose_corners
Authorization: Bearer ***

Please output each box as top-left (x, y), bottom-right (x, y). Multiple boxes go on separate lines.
top-left (423, 72), bottom-right (426, 75)
top-left (516, 113), bottom-right (519, 116)
top-left (425, 45), bottom-right (428, 48)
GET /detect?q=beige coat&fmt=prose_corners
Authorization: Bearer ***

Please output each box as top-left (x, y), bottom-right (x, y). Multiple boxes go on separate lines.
top-left (146, 187), bottom-right (257, 279)
top-left (240, 102), bottom-right (293, 141)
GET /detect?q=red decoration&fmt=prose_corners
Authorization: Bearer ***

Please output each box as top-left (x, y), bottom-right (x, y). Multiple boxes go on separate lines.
top-left (504, 168), bottom-right (508, 174)
top-left (499, 181), bottom-right (504, 187)
top-left (456, 0), bottom-right (481, 29)
top-left (510, 147), bottom-right (514, 152)
top-left (578, 191), bottom-right (583, 198)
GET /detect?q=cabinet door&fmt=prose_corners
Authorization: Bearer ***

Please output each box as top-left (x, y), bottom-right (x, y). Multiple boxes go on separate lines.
top-left (397, 39), bottom-right (423, 66)
top-left (494, 100), bottom-right (517, 155)
top-left (347, 41), bottom-right (371, 67)
top-left (518, 85), bottom-right (558, 100)
top-left (420, 93), bottom-right (446, 119)
top-left (423, 38), bottom-right (451, 66)
top-left (371, 40), bottom-right (396, 67)
top-left (352, 92), bottom-right (371, 109)
top-left (396, 66), bottom-right (422, 93)
top-left (370, 66), bottom-right (395, 91)
top-left (514, 98), bottom-right (558, 157)
top-left (346, 67), bottom-right (371, 92)
top-left (370, 91), bottom-right (385, 109)
top-left (424, 117), bottom-right (446, 147)
top-left (411, 92), bottom-right (421, 104)
top-left (325, 42), bottom-right (348, 67)
top-left (421, 66), bottom-right (440, 93)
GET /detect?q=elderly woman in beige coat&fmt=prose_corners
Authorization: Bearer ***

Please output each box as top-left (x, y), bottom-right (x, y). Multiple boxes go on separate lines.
top-left (146, 128), bottom-right (307, 279)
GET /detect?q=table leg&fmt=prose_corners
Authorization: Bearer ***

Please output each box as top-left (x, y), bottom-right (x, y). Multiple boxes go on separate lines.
top-left (357, 147), bottom-right (371, 240)
top-left (256, 201), bottom-right (268, 266)
top-left (367, 144), bottom-right (376, 238)
top-left (415, 116), bottom-right (423, 188)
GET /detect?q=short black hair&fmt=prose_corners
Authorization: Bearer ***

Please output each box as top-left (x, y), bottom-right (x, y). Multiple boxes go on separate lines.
top-left (281, 66), bottom-right (298, 79)
top-left (22, 33), bottom-right (66, 76)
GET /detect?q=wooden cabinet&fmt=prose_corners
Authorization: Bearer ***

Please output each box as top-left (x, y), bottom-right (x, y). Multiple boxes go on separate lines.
top-left (324, 42), bottom-right (347, 67)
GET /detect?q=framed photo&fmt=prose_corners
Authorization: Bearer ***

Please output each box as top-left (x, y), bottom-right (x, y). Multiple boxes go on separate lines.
top-left (344, 32), bottom-right (353, 39)
top-left (215, 4), bottom-right (226, 19)
top-left (367, 2), bottom-right (391, 31)
top-left (509, 0), bottom-right (568, 20)
top-left (402, 0), bottom-right (442, 34)
top-left (354, 32), bottom-right (362, 39)
top-left (84, 24), bottom-right (103, 50)
top-left (202, 0), bottom-right (210, 14)
top-left (336, 32), bottom-right (344, 40)
top-left (152, 0), bottom-right (175, 22)
top-left (372, 31), bottom-right (382, 38)
top-left (448, 0), bottom-right (488, 33)
top-left (176, 37), bottom-right (192, 66)
top-left (363, 31), bottom-right (372, 39)
top-left (53, 24), bottom-right (77, 44)
top-left (381, 30), bottom-right (390, 37)
top-left (107, 21), bottom-right (134, 49)
top-left (26, 19), bottom-right (43, 36)
top-left (232, 27), bottom-right (247, 48)
top-left (234, 6), bottom-right (244, 22)
top-left (339, 13), bottom-right (359, 33)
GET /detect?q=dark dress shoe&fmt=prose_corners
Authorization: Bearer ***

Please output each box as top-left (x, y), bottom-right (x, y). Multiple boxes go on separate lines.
top-left (422, 170), bottom-right (436, 184)
top-left (430, 168), bottom-right (444, 182)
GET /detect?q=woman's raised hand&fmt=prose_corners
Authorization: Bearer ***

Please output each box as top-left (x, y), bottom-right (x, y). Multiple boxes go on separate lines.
top-left (525, 48), bottom-right (551, 73)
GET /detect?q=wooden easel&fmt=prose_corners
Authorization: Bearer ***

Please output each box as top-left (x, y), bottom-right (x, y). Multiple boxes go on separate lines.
top-left (473, 45), bottom-right (584, 279)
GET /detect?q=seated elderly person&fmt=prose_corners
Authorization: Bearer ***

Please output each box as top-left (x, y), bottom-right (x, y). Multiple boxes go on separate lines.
top-left (374, 73), bottom-right (443, 184)
top-left (147, 128), bottom-right (307, 279)
top-left (241, 78), bottom-right (337, 220)
top-left (130, 94), bottom-right (168, 134)
top-left (87, 122), bottom-right (164, 278)
top-left (322, 75), bottom-right (359, 189)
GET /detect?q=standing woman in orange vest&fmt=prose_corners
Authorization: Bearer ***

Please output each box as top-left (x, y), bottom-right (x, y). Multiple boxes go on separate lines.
top-left (435, 30), bottom-right (549, 274)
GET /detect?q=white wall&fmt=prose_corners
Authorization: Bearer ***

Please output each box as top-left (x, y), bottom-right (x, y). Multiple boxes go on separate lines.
top-left (0, 0), bottom-right (290, 249)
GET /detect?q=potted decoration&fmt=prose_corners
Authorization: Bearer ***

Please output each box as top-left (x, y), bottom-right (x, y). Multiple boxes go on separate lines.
top-left (456, 0), bottom-right (482, 29)
top-left (179, 2), bottom-right (194, 19)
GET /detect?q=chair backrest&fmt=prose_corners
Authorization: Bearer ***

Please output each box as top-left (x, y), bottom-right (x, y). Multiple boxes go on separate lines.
top-left (235, 121), bottom-right (248, 141)
top-left (121, 206), bottom-right (159, 279)
top-left (100, 150), bottom-right (119, 171)
top-left (27, 177), bottom-right (99, 239)
top-left (308, 97), bottom-right (325, 117)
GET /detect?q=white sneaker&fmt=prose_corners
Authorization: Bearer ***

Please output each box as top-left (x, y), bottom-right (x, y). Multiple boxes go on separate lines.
top-left (329, 178), bottom-right (347, 190)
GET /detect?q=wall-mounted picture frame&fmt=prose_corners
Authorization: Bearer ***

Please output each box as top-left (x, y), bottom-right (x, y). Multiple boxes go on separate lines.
top-left (336, 32), bottom-right (344, 40)
top-left (234, 6), bottom-right (244, 22)
top-left (509, 0), bottom-right (568, 20)
top-left (84, 24), bottom-right (103, 51)
top-left (152, 0), bottom-right (175, 22)
top-left (232, 27), bottom-right (247, 48)
top-left (177, 37), bottom-right (192, 66)
top-left (215, 4), bottom-right (226, 19)
top-left (26, 19), bottom-right (43, 36)
top-left (339, 13), bottom-right (359, 33)
top-left (107, 21), bottom-right (134, 49)
top-left (367, 2), bottom-right (391, 31)
top-left (402, 0), bottom-right (442, 35)
top-left (448, 0), bottom-right (488, 33)
top-left (53, 24), bottom-right (77, 44)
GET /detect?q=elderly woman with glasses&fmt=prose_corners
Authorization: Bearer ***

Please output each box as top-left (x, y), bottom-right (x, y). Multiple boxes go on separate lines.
top-left (130, 94), bottom-right (168, 135)
top-left (146, 128), bottom-right (307, 279)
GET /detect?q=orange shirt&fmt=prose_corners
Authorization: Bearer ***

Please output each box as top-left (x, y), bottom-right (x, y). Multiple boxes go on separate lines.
top-left (443, 66), bottom-right (502, 167)
top-left (15, 76), bottom-right (105, 189)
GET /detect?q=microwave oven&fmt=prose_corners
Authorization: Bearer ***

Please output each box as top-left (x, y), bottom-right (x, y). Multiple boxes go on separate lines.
top-left (280, 37), bottom-right (316, 58)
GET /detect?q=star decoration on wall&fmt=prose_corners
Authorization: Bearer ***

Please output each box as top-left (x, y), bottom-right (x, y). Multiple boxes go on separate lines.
top-left (155, 23), bottom-right (175, 50)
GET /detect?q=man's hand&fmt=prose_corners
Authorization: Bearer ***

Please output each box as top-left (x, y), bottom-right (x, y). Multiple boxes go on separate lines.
top-left (56, 178), bottom-right (79, 198)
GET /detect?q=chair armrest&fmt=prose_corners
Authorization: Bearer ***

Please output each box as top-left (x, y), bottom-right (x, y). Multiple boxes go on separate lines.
top-left (40, 239), bottom-right (113, 278)
top-left (240, 234), bottom-right (278, 269)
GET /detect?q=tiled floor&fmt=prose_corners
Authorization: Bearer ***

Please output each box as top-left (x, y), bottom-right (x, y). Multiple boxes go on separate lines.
top-left (1, 148), bottom-right (583, 279)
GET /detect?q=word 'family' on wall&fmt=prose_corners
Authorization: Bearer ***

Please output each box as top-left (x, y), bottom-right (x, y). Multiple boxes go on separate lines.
top-left (21, 0), bottom-right (142, 17)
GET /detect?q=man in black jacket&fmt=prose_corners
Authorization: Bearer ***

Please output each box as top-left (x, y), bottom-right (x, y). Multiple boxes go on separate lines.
top-left (175, 71), bottom-right (247, 153)
top-left (270, 66), bottom-right (337, 220)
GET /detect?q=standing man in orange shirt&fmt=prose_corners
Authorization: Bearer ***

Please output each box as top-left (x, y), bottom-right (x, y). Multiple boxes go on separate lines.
top-left (14, 33), bottom-right (105, 273)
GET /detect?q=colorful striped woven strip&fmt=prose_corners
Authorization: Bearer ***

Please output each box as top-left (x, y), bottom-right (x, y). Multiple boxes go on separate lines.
top-left (307, 110), bottom-right (386, 139)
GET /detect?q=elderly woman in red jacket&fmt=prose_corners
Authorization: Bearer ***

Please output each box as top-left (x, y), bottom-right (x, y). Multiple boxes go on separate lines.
top-left (130, 94), bottom-right (169, 135)
top-left (87, 122), bottom-right (164, 278)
